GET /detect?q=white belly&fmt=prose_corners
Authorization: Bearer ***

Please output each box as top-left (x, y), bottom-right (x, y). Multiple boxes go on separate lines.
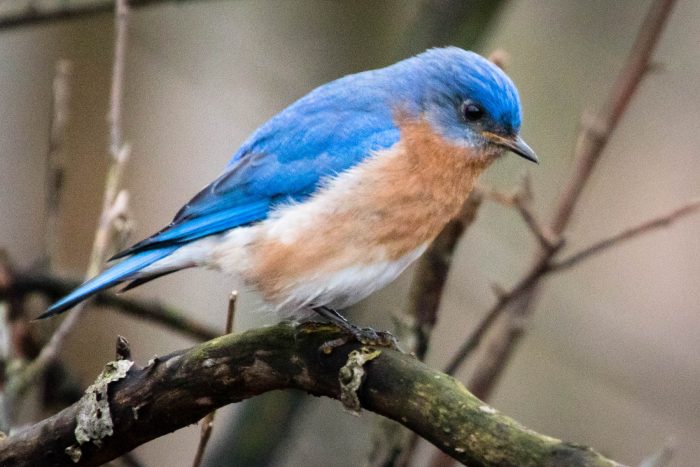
top-left (271, 242), bottom-right (428, 317)
top-left (206, 221), bottom-right (427, 316)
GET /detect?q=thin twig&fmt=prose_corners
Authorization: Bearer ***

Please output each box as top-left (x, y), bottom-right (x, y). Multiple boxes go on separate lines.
top-left (3, 272), bottom-right (219, 341)
top-left (553, 198), bottom-right (700, 271)
top-left (0, 299), bottom-right (10, 432)
top-left (43, 59), bottom-right (73, 269)
top-left (4, 62), bottom-right (73, 416)
top-left (108, 0), bottom-right (128, 159)
top-left (443, 255), bottom-right (555, 376)
top-left (115, 335), bottom-right (131, 361)
top-left (0, 0), bottom-right (176, 30)
top-left (369, 193), bottom-right (484, 467)
top-left (225, 291), bottom-right (237, 335)
top-left (12, 151), bottom-right (131, 401)
top-left (444, 0), bottom-right (678, 384)
top-left (4, 0), bottom-right (133, 403)
top-left (550, 0), bottom-right (677, 236)
top-left (444, 197), bottom-right (700, 378)
top-left (446, 0), bottom-right (679, 404)
top-left (191, 291), bottom-right (237, 467)
top-left (409, 191), bottom-right (484, 360)
top-left (452, 198), bottom-right (700, 382)
top-left (480, 177), bottom-right (560, 251)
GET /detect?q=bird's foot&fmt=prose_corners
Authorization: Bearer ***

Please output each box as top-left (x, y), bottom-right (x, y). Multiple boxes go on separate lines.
top-left (349, 326), bottom-right (398, 348)
top-left (312, 305), bottom-right (400, 353)
top-left (319, 326), bottom-right (399, 354)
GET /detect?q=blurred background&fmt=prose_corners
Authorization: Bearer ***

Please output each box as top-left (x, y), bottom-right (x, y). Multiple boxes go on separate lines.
top-left (1, 0), bottom-right (699, 465)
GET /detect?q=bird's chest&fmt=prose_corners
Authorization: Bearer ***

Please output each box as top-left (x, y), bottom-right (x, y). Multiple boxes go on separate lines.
top-left (243, 120), bottom-right (494, 305)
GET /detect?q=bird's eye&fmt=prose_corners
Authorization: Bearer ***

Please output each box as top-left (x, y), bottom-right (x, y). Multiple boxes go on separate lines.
top-left (462, 102), bottom-right (484, 122)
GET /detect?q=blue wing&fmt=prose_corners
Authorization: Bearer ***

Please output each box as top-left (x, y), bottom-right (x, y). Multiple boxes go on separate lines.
top-left (113, 75), bottom-right (400, 259)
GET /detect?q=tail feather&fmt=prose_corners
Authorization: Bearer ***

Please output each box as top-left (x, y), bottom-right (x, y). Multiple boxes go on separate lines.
top-left (39, 246), bottom-right (179, 319)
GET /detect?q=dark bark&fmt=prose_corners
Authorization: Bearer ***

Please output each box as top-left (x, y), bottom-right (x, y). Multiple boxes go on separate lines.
top-left (0, 322), bottom-right (622, 467)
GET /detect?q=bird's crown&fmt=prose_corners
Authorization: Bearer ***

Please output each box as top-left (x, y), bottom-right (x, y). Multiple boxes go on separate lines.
top-left (414, 47), bottom-right (521, 132)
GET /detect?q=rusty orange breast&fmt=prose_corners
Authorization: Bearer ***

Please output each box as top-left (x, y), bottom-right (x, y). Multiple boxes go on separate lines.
top-left (245, 118), bottom-right (497, 301)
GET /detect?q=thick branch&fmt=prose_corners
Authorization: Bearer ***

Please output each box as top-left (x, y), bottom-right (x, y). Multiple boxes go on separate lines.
top-left (0, 322), bottom-right (622, 467)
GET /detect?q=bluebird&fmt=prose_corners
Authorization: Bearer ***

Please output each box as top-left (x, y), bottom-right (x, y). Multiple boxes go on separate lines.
top-left (42, 47), bottom-right (536, 341)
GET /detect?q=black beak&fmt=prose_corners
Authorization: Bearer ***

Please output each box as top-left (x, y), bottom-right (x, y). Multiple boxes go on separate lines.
top-left (483, 132), bottom-right (538, 164)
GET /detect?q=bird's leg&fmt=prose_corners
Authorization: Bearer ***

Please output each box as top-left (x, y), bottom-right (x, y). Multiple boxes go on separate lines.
top-left (312, 305), bottom-right (399, 353)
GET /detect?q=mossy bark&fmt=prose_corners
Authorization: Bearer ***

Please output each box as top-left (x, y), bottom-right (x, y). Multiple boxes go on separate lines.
top-left (0, 322), bottom-right (622, 467)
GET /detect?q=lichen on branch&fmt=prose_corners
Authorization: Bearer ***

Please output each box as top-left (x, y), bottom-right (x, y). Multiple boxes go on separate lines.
top-left (0, 322), bottom-right (622, 467)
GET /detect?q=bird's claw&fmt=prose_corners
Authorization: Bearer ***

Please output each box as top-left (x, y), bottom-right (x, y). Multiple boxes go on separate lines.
top-left (319, 325), bottom-right (399, 354)
top-left (353, 326), bottom-right (398, 349)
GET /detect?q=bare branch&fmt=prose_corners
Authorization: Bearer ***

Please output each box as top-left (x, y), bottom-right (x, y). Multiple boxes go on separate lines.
top-left (550, 0), bottom-right (677, 235)
top-left (0, 0), bottom-right (189, 30)
top-left (43, 59), bottom-right (73, 268)
top-left (368, 193), bottom-right (484, 467)
top-left (4, 0), bottom-right (133, 403)
top-left (443, 254), bottom-right (555, 376)
top-left (488, 48), bottom-right (510, 70)
top-left (0, 322), bottom-right (623, 467)
top-left (444, 0), bottom-right (678, 386)
top-left (480, 179), bottom-right (561, 251)
top-left (225, 291), bottom-right (237, 335)
top-left (552, 198), bottom-right (700, 271)
top-left (107, 0), bottom-right (129, 158)
top-left (1, 272), bottom-right (218, 342)
top-left (115, 335), bottom-right (131, 361)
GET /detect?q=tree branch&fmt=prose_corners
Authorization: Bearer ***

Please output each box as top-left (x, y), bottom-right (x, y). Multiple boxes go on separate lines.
top-left (191, 291), bottom-right (236, 467)
top-left (480, 177), bottom-right (561, 252)
top-left (1, 272), bottom-right (218, 342)
top-left (444, 0), bottom-right (679, 389)
top-left (7, 1), bottom-right (134, 405)
top-left (0, 322), bottom-right (623, 467)
top-left (549, 0), bottom-right (678, 236)
top-left (552, 198), bottom-right (700, 271)
top-left (0, 0), bottom-right (203, 30)
top-left (42, 59), bottom-right (73, 269)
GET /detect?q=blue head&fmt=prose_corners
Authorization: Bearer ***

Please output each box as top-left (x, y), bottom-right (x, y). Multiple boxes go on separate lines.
top-left (389, 47), bottom-right (537, 162)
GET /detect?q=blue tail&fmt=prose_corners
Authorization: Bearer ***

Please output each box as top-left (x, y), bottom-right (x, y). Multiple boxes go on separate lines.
top-left (39, 246), bottom-right (179, 319)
